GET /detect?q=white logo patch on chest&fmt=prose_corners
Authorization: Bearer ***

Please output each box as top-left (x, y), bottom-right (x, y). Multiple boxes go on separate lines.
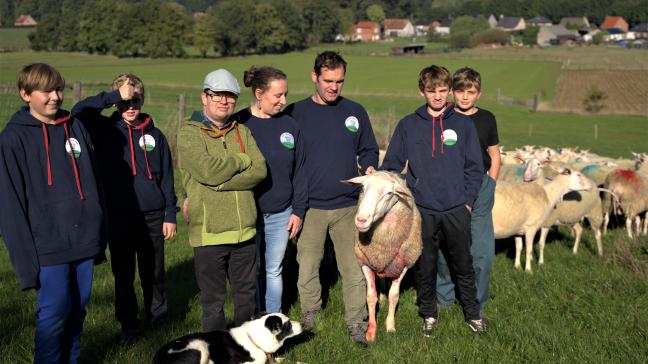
top-left (139, 134), bottom-right (156, 151)
top-left (345, 116), bottom-right (359, 132)
top-left (280, 132), bottom-right (295, 149)
top-left (65, 138), bottom-right (82, 158)
top-left (442, 129), bottom-right (457, 146)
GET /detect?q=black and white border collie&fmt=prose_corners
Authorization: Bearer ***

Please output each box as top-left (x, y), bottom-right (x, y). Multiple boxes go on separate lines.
top-left (153, 313), bottom-right (302, 364)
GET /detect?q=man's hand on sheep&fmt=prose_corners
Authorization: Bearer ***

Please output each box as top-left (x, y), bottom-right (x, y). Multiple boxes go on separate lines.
top-left (287, 214), bottom-right (302, 239)
top-left (365, 166), bottom-right (376, 175)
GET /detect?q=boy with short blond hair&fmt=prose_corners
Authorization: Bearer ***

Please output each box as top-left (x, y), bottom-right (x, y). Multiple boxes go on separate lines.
top-left (0, 63), bottom-right (104, 362)
top-left (72, 73), bottom-right (177, 345)
top-left (381, 65), bottom-right (488, 336)
top-left (437, 67), bottom-right (500, 313)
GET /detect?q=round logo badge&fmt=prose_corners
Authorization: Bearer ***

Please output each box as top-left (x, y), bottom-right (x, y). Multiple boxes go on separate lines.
top-left (280, 132), bottom-right (295, 149)
top-left (345, 116), bottom-right (359, 133)
top-left (139, 134), bottom-right (156, 151)
top-left (442, 129), bottom-right (458, 146)
top-left (65, 138), bottom-right (82, 158)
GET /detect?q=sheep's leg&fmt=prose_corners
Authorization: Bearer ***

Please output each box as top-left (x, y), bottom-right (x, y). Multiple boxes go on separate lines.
top-left (626, 216), bottom-right (634, 239)
top-left (361, 265), bottom-right (378, 343)
top-left (635, 215), bottom-right (642, 238)
top-left (538, 227), bottom-right (549, 266)
top-left (643, 212), bottom-right (648, 236)
top-left (524, 230), bottom-right (536, 273)
top-left (514, 236), bottom-right (523, 270)
top-left (572, 223), bottom-right (583, 255)
top-left (603, 212), bottom-right (609, 235)
top-left (386, 268), bottom-right (407, 333)
top-left (593, 227), bottom-right (603, 256)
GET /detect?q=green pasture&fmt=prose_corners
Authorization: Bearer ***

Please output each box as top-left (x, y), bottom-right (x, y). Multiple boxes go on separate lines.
top-left (0, 27), bottom-right (32, 51)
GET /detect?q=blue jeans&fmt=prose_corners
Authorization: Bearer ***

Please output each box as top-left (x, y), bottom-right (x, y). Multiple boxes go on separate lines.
top-left (437, 175), bottom-right (496, 311)
top-left (34, 258), bottom-right (94, 364)
top-left (256, 206), bottom-right (292, 313)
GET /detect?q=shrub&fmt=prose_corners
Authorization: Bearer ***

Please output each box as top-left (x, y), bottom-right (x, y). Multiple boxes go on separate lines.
top-left (449, 31), bottom-right (472, 49)
top-left (472, 28), bottom-right (509, 46)
top-left (583, 85), bottom-right (607, 113)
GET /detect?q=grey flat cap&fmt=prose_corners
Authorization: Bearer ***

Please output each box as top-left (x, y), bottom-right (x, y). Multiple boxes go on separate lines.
top-left (203, 69), bottom-right (240, 96)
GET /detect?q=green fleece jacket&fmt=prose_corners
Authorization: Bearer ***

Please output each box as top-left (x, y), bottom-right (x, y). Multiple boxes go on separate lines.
top-left (178, 112), bottom-right (267, 247)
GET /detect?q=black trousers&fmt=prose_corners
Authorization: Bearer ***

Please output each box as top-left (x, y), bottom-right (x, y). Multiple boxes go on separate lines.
top-left (193, 239), bottom-right (257, 332)
top-left (108, 209), bottom-right (167, 331)
top-left (416, 207), bottom-right (480, 321)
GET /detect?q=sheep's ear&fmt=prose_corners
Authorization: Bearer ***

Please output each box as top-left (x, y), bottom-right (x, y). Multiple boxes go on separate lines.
top-left (551, 165), bottom-right (565, 173)
top-left (394, 185), bottom-right (412, 199)
top-left (541, 160), bottom-right (551, 167)
top-left (560, 168), bottom-right (572, 175)
top-left (514, 156), bottom-right (524, 164)
top-left (342, 176), bottom-right (368, 185)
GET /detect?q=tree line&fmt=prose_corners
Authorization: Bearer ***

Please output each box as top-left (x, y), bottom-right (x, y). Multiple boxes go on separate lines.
top-left (1, 0), bottom-right (646, 58)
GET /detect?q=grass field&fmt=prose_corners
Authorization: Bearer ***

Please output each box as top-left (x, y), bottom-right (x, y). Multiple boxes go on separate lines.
top-left (0, 47), bottom-right (647, 363)
top-left (0, 27), bottom-right (32, 51)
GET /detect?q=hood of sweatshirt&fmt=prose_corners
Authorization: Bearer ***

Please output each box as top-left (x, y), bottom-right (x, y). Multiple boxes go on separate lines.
top-left (109, 112), bottom-right (155, 180)
top-left (414, 103), bottom-right (457, 158)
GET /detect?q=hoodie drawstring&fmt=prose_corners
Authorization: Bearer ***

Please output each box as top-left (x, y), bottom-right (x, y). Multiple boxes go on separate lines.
top-left (126, 123), bottom-right (153, 180)
top-left (41, 124), bottom-right (52, 186)
top-left (41, 119), bottom-right (84, 200)
top-left (431, 114), bottom-right (446, 158)
top-left (62, 123), bottom-right (84, 200)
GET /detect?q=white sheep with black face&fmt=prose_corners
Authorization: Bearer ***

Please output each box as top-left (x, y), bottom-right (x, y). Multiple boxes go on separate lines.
top-left (344, 171), bottom-right (422, 343)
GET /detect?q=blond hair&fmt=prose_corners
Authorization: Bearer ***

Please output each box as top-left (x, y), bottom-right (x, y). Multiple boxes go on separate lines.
top-left (17, 63), bottom-right (65, 95)
top-left (111, 73), bottom-right (145, 103)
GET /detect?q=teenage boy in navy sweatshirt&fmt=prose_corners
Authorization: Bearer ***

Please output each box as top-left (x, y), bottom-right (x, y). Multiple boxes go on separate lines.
top-left (381, 65), bottom-right (488, 336)
top-left (0, 63), bottom-right (104, 363)
top-left (284, 51), bottom-right (379, 345)
top-left (71, 74), bottom-right (177, 345)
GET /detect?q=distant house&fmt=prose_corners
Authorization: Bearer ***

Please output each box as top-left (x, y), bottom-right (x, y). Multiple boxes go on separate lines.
top-left (600, 15), bottom-right (629, 33)
top-left (432, 17), bottom-right (452, 35)
top-left (527, 16), bottom-right (552, 27)
top-left (14, 15), bottom-right (37, 27)
top-left (383, 18), bottom-right (415, 38)
top-left (351, 21), bottom-right (381, 42)
top-left (414, 19), bottom-right (434, 36)
top-left (559, 16), bottom-right (590, 29)
top-left (487, 14), bottom-right (498, 28)
top-left (537, 25), bottom-right (578, 45)
top-left (497, 17), bottom-right (526, 31)
top-left (604, 28), bottom-right (635, 42)
top-left (631, 23), bottom-right (648, 39)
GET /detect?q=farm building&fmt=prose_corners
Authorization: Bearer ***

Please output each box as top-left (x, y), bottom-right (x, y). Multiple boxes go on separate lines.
top-left (631, 23), bottom-right (648, 39)
top-left (14, 15), bottom-right (37, 27)
top-left (537, 25), bottom-right (579, 45)
top-left (497, 17), bottom-right (526, 31)
top-left (559, 16), bottom-right (590, 29)
top-left (351, 21), bottom-right (381, 42)
top-left (414, 19), bottom-right (434, 36)
top-left (600, 16), bottom-right (629, 33)
top-left (432, 17), bottom-right (452, 35)
top-left (383, 18), bottom-right (415, 38)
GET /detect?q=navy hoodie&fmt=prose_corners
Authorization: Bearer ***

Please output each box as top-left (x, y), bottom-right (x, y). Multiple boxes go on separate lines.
top-left (0, 107), bottom-right (103, 290)
top-left (381, 105), bottom-right (483, 215)
top-left (285, 97), bottom-right (379, 209)
top-left (72, 91), bottom-right (177, 223)
top-left (235, 108), bottom-right (308, 219)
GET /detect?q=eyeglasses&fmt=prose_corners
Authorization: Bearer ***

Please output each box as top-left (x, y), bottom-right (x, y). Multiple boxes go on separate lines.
top-left (204, 91), bottom-right (237, 104)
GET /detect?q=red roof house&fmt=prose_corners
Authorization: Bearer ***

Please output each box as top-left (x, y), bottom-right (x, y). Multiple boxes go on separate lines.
top-left (600, 16), bottom-right (629, 33)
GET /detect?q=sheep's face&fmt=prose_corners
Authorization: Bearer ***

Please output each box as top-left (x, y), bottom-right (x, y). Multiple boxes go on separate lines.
top-left (343, 173), bottom-right (411, 233)
top-left (523, 158), bottom-right (545, 182)
top-left (561, 169), bottom-right (594, 191)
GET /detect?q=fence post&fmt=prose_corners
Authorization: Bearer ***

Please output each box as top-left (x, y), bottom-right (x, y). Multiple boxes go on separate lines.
top-left (594, 124), bottom-right (598, 140)
top-left (178, 94), bottom-right (185, 129)
top-left (532, 95), bottom-right (539, 112)
top-left (73, 82), bottom-right (82, 105)
top-left (528, 123), bottom-right (533, 137)
top-left (497, 88), bottom-right (501, 103)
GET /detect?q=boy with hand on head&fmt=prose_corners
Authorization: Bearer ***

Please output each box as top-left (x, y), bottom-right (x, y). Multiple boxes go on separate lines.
top-left (437, 67), bottom-right (500, 314)
top-left (381, 65), bottom-right (488, 336)
top-left (72, 73), bottom-right (177, 345)
top-left (0, 63), bottom-right (104, 363)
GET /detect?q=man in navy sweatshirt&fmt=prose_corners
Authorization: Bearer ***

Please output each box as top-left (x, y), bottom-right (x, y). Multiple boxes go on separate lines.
top-left (284, 51), bottom-right (379, 345)
top-left (0, 63), bottom-right (103, 363)
top-left (381, 65), bottom-right (488, 336)
top-left (71, 73), bottom-right (177, 345)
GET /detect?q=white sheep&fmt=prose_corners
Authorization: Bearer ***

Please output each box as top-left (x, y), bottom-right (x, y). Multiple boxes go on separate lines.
top-left (604, 168), bottom-right (648, 239)
top-left (492, 166), bottom-right (594, 272)
top-left (344, 171), bottom-right (422, 343)
top-left (523, 159), bottom-right (604, 257)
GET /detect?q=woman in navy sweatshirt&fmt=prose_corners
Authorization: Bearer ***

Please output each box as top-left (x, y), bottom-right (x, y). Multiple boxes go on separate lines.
top-left (0, 63), bottom-right (103, 363)
top-left (234, 66), bottom-right (307, 313)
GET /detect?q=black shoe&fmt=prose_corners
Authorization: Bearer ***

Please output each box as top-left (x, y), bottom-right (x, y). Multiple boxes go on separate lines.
top-left (466, 317), bottom-right (489, 334)
top-left (422, 317), bottom-right (437, 337)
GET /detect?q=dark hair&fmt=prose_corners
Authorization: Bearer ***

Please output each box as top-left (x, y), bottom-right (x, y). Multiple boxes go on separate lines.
top-left (243, 66), bottom-right (287, 94)
top-left (17, 63), bottom-right (65, 95)
top-left (451, 67), bottom-right (482, 92)
top-left (313, 51), bottom-right (347, 76)
top-left (418, 65), bottom-right (450, 91)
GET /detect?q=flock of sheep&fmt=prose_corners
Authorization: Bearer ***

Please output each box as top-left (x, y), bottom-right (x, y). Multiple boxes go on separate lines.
top-left (497, 147), bottom-right (648, 271)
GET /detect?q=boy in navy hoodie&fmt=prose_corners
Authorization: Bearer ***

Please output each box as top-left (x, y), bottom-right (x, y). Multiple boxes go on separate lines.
top-left (0, 63), bottom-right (104, 363)
top-left (72, 74), bottom-right (177, 345)
top-left (381, 65), bottom-right (488, 336)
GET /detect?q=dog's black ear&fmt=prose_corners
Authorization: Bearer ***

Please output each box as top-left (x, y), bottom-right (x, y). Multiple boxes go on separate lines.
top-left (264, 315), bottom-right (283, 334)
top-left (251, 312), bottom-right (268, 320)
